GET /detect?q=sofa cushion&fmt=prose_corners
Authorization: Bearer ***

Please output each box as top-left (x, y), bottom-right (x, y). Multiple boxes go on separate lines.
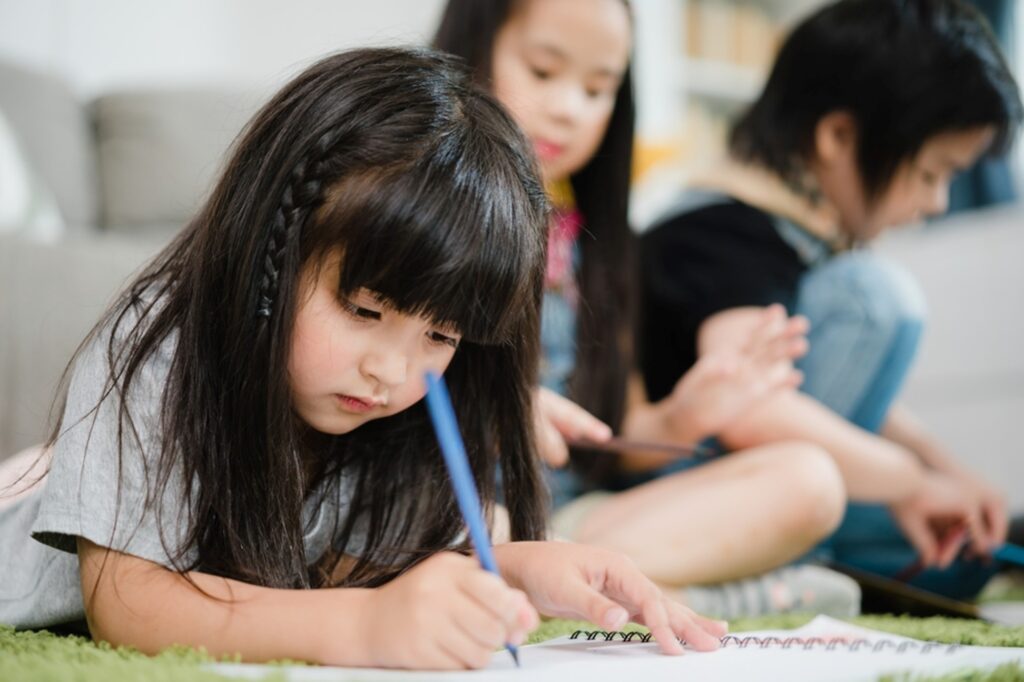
top-left (0, 109), bottom-right (64, 240)
top-left (0, 232), bottom-right (168, 457)
top-left (0, 60), bottom-right (98, 230)
top-left (94, 89), bottom-right (263, 232)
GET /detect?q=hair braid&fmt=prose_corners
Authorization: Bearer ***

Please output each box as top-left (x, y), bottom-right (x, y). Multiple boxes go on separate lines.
top-left (256, 131), bottom-right (340, 317)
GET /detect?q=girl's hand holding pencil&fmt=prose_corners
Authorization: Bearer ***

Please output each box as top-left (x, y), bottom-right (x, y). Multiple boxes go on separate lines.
top-left (359, 552), bottom-right (538, 670)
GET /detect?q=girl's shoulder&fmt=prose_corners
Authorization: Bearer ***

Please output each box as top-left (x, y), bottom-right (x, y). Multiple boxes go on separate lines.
top-left (60, 283), bottom-right (179, 441)
top-left (643, 190), bottom-right (779, 248)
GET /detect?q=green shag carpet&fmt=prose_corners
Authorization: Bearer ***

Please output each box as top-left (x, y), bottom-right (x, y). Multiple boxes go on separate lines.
top-left (3, 615), bottom-right (1024, 681)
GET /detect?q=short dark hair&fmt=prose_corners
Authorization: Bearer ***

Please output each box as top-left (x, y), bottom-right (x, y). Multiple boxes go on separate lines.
top-left (730, 0), bottom-right (1023, 201)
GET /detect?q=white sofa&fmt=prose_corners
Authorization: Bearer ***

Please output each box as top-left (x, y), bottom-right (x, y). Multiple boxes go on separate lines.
top-left (875, 204), bottom-right (1024, 512)
top-left (0, 58), bottom-right (261, 457)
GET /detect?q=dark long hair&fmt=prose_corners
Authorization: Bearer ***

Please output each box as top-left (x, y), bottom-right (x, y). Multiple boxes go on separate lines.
top-left (47, 47), bottom-right (550, 589)
top-left (730, 0), bottom-right (1022, 202)
top-left (434, 0), bottom-right (637, 485)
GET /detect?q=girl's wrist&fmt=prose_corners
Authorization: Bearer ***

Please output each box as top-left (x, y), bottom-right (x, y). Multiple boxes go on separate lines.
top-left (646, 397), bottom-right (708, 445)
top-left (895, 448), bottom-right (931, 502)
top-left (493, 542), bottom-right (529, 591)
top-left (314, 587), bottom-right (377, 666)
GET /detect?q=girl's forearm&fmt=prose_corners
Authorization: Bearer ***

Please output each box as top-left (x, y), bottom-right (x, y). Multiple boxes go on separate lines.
top-left (882, 404), bottom-right (964, 473)
top-left (718, 391), bottom-right (926, 502)
top-left (78, 538), bottom-right (374, 665)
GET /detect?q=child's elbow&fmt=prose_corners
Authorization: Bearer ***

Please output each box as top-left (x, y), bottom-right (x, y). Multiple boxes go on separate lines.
top-left (76, 537), bottom-right (168, 653)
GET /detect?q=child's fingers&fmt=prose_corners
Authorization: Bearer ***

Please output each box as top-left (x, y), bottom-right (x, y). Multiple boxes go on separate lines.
top-left (553, 572), bottom-right (630, 631)
top-left (787, 313), bottom-right (811, 335)
top-left (536, 414), bottom-right (569, 468)
top-left (684, 608), bottom-right (729, 638)
top-left (738, 357), bottom-right (793, 398)
top-left (538, 388), bottom-right (612, 443)
top-left (787, 335), bottom-right (810, 360)
top-left (446, 584), bottom-right (527, 666)
top-left (437, 617), bottom-right (498, 670)
top-left (762, 303), bottom-right (788, 323)
top-left (750, 321), bottom-right (806, 365)
top-left (741, 305), bottom-right (786, 355)
top-left (936, 526), bottom-right (969, 569)
top-left (960, 509), bottom-right (991, 565)
top-left (900, 514), bottom-right (938, 566)
top-left (461, 571), bottom-right (534, 633)
top-left (639, 598), bottom-right (684, 655)
top-left (983, 499), bottom-right (1010, 549)
top-left (417, 644), bottom-right (468, 671)
top-left (509, 591), bottom-right (539, 646)
top-left (665, 602), bottom-right (724, 652)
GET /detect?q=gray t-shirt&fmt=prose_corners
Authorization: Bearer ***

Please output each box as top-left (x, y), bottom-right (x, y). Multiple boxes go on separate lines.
top-left (0, 310), bottom-right (362, 631)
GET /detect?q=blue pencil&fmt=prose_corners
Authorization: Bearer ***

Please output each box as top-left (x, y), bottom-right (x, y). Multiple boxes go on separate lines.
top-left (423, 372), bottom-right (521, 667)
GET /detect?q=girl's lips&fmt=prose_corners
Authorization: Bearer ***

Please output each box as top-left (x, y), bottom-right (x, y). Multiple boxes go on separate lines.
top-left (334, 394), bottom-right (377, 414)
top-left (534, 138), bottom-right (564, 161)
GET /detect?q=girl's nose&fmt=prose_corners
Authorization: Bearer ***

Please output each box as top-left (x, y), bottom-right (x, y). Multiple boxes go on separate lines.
top-left (545, 83), bottom-right (586, 125)
top-left (361, 349), bottom-right (408, 388)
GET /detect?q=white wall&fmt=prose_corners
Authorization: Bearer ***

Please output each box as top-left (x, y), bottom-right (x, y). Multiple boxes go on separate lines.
top-left (0, 0), bottom-right (446, 96)
top-left (0, 0), bottom-right (696, 148)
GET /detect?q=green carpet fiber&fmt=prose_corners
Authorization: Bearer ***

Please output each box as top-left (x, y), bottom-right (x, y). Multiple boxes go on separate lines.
top-left (3, 613), bottom-right (1024, 681)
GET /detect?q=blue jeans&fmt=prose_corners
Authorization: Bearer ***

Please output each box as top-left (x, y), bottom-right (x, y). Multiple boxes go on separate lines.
top-left (796, 252), bottom-right (997, 599)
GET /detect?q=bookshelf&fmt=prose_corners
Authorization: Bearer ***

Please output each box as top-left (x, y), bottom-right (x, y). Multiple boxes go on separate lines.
top-left (630, 0), bottom-right (826, 226)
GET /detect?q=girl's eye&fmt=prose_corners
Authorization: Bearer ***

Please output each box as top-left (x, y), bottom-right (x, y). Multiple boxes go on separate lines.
top-left (427, 331), bottom-right (460, 349)
top-left (919, 168), bottom-right (940, 186)
top-left (341, 299), bottom-right (381, 321)
top-left (530, 66), bottom-right (553, 80)
top-left (585, 80), bottom-right (618, 100)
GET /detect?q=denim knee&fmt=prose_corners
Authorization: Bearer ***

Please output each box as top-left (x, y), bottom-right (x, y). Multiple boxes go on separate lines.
top-left (795, 253), bottom-right (927, 422)
top-left (799, 252), bottom-right (927, 333)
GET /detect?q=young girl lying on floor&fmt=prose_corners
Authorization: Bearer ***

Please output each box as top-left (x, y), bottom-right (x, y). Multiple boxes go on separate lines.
top-left (0, 47), bottom-right (724, 669)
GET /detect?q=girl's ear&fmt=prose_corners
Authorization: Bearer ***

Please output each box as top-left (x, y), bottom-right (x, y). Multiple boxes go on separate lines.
top-left (813, 110), bottom-right (858, 167)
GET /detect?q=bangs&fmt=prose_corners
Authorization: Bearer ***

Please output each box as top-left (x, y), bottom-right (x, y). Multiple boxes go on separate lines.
top-left (308, 155), bottom-right (547, 345)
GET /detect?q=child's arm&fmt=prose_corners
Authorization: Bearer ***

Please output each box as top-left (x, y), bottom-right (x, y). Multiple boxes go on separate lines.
top-left (78, 538), bottom-right (536, 669)
top-left (720, 388), bottom-right (926, 500)
top-left (698, 307), bottom-right (1005, 566)
top-left (695, 307), bottom-right (926, 500)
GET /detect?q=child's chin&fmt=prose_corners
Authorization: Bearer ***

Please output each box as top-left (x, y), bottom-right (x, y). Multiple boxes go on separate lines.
top-left (303, 412), bottom-right (363, 436)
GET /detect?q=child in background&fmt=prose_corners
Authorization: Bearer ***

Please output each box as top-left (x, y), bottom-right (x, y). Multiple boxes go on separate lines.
top-left (640, 0), bottom-right (1023, 598)
top-left (435, 0), bottom-right (862, 618)
top-left (0, 48), bottom-right (726, 669)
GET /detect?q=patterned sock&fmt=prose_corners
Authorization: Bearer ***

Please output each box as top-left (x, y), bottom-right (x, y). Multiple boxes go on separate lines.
top-left (677, 565), bottom-right (861, 619)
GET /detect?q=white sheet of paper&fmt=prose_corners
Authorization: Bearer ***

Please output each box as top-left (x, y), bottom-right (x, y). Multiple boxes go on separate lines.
top-left (209, 616), bottom-right (1024, 681)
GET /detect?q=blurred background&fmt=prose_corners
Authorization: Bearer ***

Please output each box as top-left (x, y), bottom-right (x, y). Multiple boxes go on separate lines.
top-left (1, 0), bottom-right (1021, 508)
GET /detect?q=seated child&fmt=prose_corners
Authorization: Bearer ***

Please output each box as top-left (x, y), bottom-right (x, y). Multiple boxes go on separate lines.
top-left (639, 0), bottom-right (1022, 599)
